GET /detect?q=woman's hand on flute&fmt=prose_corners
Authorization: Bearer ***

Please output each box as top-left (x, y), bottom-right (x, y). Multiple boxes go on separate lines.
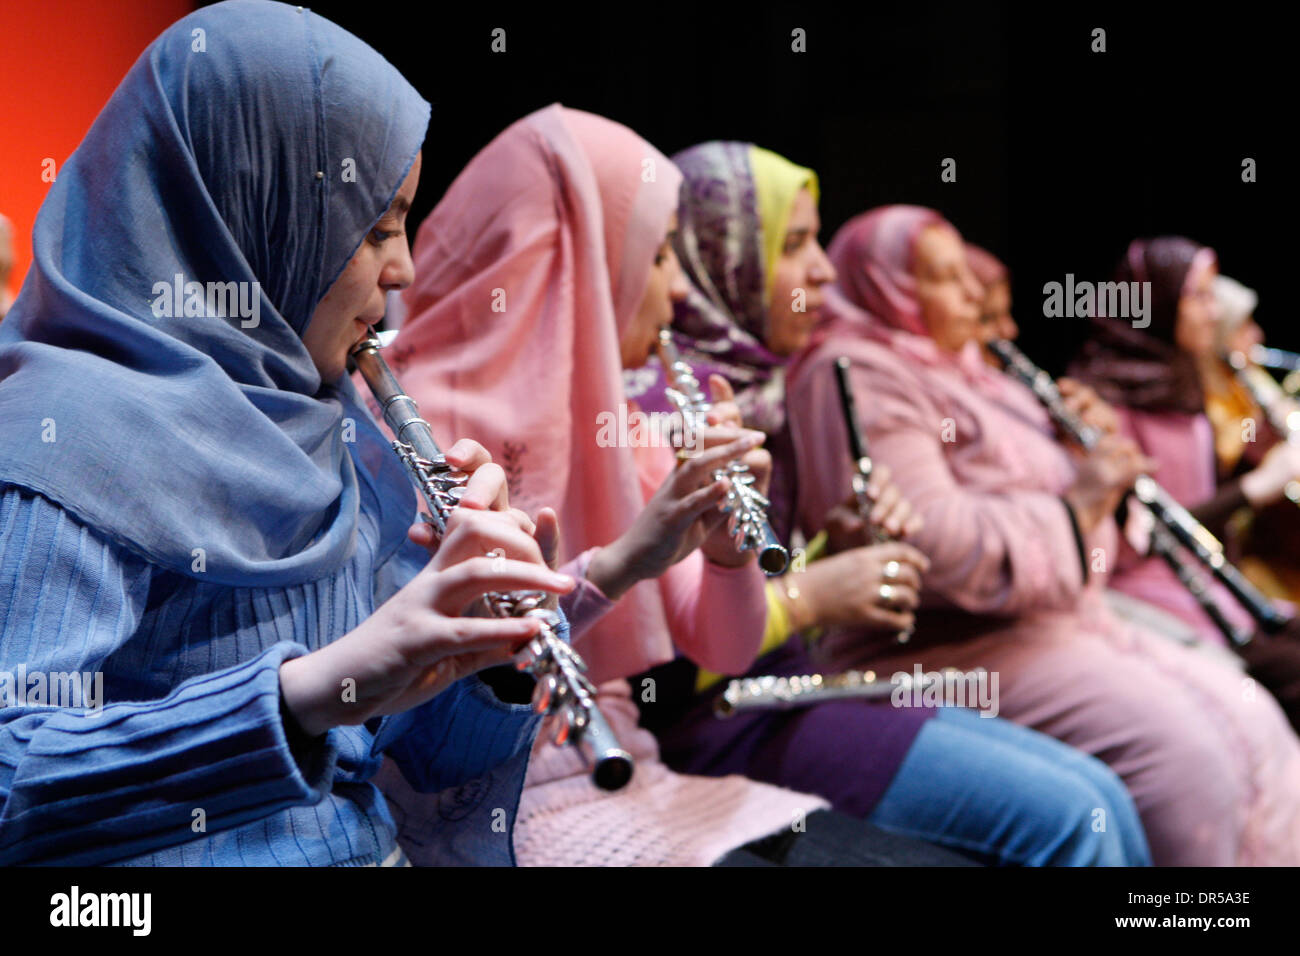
top-left (701, 374), bottom-right (773, 498)
top-left (404, 438), bottom-right (539, 552)
top-left (279, 450), bottom-right (576, 738)
top-left (585, 431), bottom-right (766, 600)
top-left (824, 462), bottom-right (923, 553)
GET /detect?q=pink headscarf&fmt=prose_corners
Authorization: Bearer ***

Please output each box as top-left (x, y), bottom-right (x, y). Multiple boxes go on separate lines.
top-left (385, 104), bottom-right (683, 682)
top-left (965, 242), bottom-right (1008, 289)
top-left (804, 205), bottom-right (1005, 392)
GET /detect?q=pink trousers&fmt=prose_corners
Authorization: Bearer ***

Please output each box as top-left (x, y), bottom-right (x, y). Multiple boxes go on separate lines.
top-left (837, 597), bottom-right (1300, 865)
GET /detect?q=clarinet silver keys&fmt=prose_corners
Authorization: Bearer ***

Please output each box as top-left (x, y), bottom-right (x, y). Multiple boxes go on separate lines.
top-left (351, 330), bottom-right (634, 791)
top-left (656, 329), bottom-right (790, 575)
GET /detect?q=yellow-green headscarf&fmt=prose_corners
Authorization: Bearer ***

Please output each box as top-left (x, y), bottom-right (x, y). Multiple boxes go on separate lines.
top-left (748, 145), bottom-right (819, 301)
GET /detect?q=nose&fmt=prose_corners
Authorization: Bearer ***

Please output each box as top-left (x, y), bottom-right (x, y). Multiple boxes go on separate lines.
top-left (381, 238), bottom-right (416, 293)
top-left (808, 240), bottom-right (837, 286)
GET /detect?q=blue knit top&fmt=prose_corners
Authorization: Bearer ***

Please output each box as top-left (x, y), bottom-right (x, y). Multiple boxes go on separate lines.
top-left (0, 484), bottom-right (545, 866)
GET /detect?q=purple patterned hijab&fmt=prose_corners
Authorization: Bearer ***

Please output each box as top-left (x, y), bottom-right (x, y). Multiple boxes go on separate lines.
top-left (623, 141), bottom-right (799, 434)
top-left (622, 141), bottom-right (817, 540)
top-left (1069, 236), bottom-right (1215, 414)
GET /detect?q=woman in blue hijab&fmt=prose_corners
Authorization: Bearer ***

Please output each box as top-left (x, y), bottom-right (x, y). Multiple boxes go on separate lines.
top-left (0, 0), bottom-right (573, 865)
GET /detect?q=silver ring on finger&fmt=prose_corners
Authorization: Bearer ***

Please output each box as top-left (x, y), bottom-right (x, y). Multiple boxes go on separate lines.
top-left (882, 560), bottom-right (901, 582)
top-left (878, 583), bottom-right (897, 605)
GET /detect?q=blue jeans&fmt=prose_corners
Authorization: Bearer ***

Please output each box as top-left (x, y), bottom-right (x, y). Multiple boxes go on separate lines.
top-left (868, 707), bottom-right (1151, 866)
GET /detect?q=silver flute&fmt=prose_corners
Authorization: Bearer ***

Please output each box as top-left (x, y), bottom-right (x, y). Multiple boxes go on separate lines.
top-left (656, 329), bottom-right (790, 575)
top-left (715, 668), bottom-right (946, 716)
top-left (1248, 344), bottom-right (1300, 374)
top-left (834, 356), bottom-right (914, 644)
top-left (351, 330), bottom-right (634, 791)
top-left (1246, 344), bottom-right (1300, 398)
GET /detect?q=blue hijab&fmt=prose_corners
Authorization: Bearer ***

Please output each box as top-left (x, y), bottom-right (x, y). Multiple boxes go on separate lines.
top-left (0, 1), bottom-right (429, 587)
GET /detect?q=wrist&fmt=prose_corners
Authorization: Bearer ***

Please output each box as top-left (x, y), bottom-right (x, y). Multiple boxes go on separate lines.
top-left (585, 540), bottom-right (636, 602)
top-left (700, 544), bottom-right (752, 569)
top-left (1063, 487), bottom-right (1103, 533)
top-left (776, 571), bottom-right (816, 633)
top-left (1241, 468), bottom-right (1276, 508)
top-left (279, 656), bottom-right (334, 739)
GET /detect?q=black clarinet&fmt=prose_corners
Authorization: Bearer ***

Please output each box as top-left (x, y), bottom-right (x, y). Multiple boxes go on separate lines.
top-left (1149, 524), bottom-right (1253, 646)
top-left (988, 338), bottom-right (1290, 644)
top-left (351, 331), bottom-right (634, 791)
top-left (833, 356), bottom-right (914, 644)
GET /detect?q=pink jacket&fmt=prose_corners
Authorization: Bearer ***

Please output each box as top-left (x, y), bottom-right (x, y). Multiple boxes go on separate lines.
top-left (1107, 406), bottom-right (1254, 644)
top-left (788, 330), bottom-right (1118, 670)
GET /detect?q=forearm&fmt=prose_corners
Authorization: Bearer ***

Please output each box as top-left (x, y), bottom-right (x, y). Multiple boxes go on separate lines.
top-left (559, 548), bottom-right (616, 642)
top-left (0, 642), bottom-right (337, 865)
top-left (660, 550), bottom-right (767, 675)
top-left (695, 583), bottom-right (795, 692)
top-left (1190, 477), bottom-right (1249, 535)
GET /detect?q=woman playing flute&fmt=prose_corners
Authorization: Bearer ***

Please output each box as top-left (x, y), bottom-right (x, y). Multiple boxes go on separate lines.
top-left (0, 0), bottom-right (571, 866)
top-left (383, 106), bottom-right (989, 866)
top-left (624, 142), bottom-right (1149, 866)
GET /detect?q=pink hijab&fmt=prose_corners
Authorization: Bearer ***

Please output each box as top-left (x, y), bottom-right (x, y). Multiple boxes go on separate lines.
top-left (385, 104), bottom-right (683, 682)
top-left (965, 242), bottom-right (1008, 289)
top-left (802, 205), bottom-right (1007, 394)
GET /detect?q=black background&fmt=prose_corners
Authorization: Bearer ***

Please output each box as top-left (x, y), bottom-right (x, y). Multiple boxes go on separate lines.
top-left (258, 0), bottom-right (1285, 373)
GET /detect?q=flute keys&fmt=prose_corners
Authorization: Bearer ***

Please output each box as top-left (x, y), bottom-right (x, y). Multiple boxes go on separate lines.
top-left (552, 710), bottom-right (571, 746)
top-left (516, 635), bottom-right (548, 666)
top-left (532, 672), bottom-right (559, 713)
top-left (551, 706), bottom-right (587, 746)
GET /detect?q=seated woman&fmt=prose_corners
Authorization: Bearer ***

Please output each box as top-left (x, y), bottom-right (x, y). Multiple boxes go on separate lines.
top-left (1199, 274), bottom-right (1300, 604)
top-left (1068, 238), bottom-right (1300, 644)
top-left (623, 141), bottom-right (1149, 865)
top-left (786, 204), bottom-right (1300, 865)
top-left (1067, 238), bottom-right (1300, 730)
top-left (963, 242), bottom-right (1205, 647)
top-left (384, 105), bottom-right (982, 866)
top-left (0, 1), bottom-right (570, 866)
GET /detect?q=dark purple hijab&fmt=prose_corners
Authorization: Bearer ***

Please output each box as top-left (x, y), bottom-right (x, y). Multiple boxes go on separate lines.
top-left (1069, 237), bottom-right (1216, 414)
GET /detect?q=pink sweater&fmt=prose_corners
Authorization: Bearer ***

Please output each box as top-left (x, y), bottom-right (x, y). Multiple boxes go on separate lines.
top-left (513, 444), bottom-right (827, 867)
top-left (789, 337), bottom-right (1114, 669)
top-left (785, 334), bottom-right (1300, 864)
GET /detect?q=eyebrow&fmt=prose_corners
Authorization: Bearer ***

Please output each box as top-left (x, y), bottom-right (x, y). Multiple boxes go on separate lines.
top-left (389, 197), bottom-right (411, 215)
